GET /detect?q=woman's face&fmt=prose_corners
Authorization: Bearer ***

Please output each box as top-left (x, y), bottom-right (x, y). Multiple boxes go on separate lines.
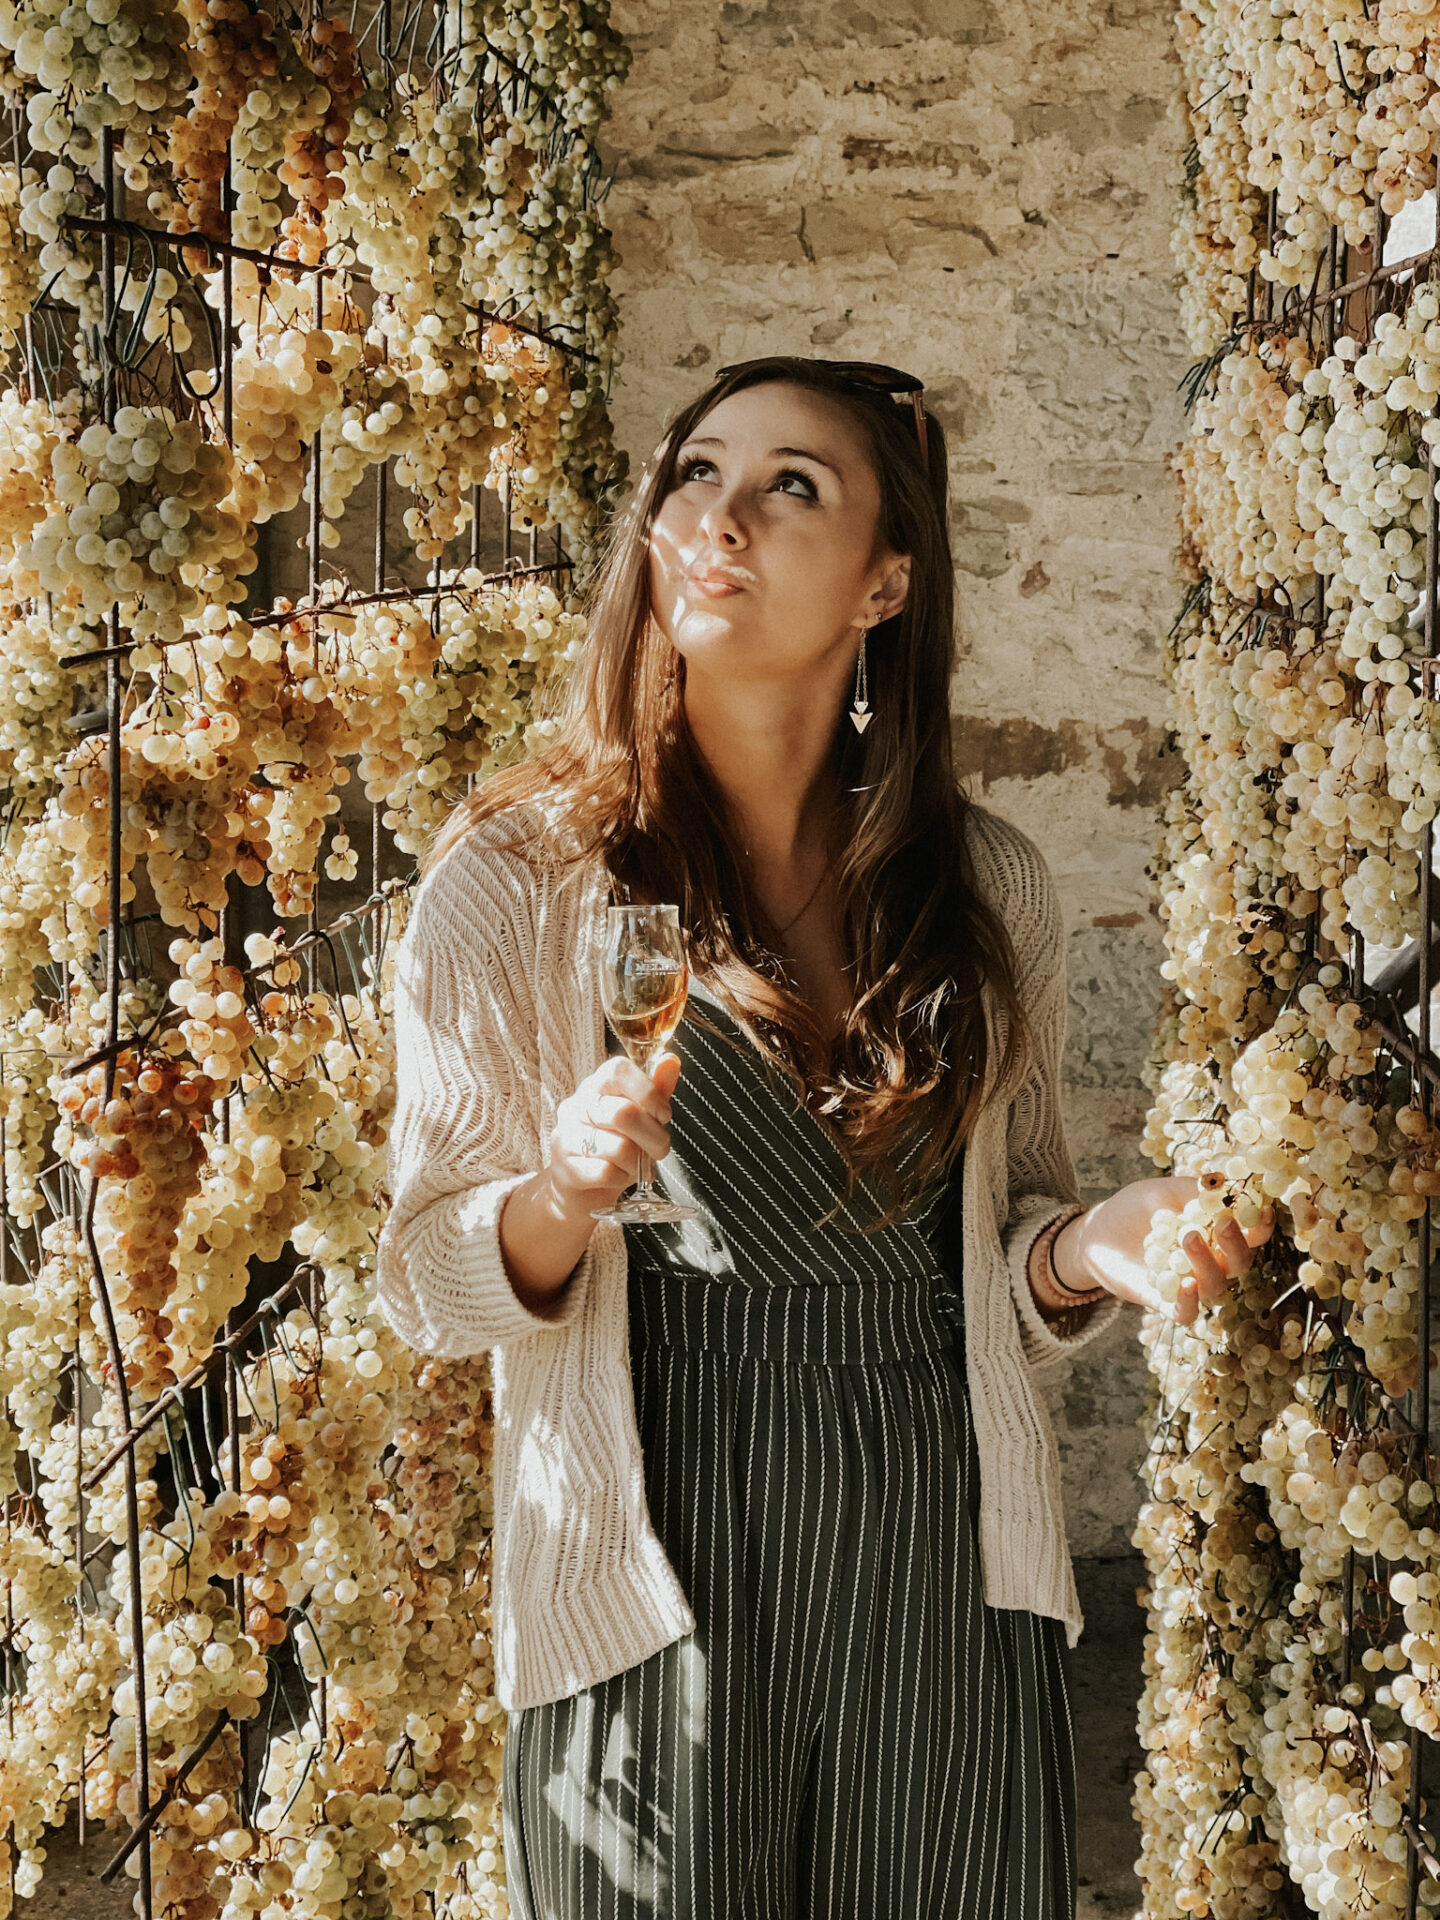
top-left (647, 381), bottom-right (909, 688)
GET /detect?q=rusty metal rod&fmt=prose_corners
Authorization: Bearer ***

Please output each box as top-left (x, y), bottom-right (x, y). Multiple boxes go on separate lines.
top-left (68, 214), bottom-right (342, 277)
top-left (57, 883), bottom-right (408, 1081)
top-left (99, 1710), bottom-right (233, 1883)
top-left (56, 557), bottom-right (574, 663)
top-left (81, 1269), bottom-right (312, 1491)
top-left (62, 215), bottom-right (596, 364)
top-left (242, 560), bottom-right (575, 626)
top-left (1236, 242), bottom-right (1440, 341)
top-left (92, 117), bottom-right (153, 1920)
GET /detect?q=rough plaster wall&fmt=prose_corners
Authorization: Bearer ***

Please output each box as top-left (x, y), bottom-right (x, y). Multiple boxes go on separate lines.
top-left (600, 0), bottom-right (1190, 1557)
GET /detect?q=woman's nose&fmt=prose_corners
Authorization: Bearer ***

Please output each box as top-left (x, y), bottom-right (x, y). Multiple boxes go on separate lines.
top-left (697, 494), bottom-right (747, 547)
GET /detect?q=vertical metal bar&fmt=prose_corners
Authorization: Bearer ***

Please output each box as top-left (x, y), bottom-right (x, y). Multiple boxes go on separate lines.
top-left (10, 109), bottom-right (33, 400)
top-left (72, 1345), bottom-right (84, 1623)
top-left (217, 914), bottom-right (230, 1152)
top-left (4, 1577), bottom-right (12, 1736)
top-left (310, 275), bottom-right (324, 608)
top-left (72, 1202), bottom-right (86, 1835)
top-left (90, 716), bottom-right (153, 1920)
top-left (221, 147), bottom-right (234, 448)
top-left (95, 121), bottom-right (153, 1920)
top-left (224, 1308), bottom-right (249, 1810)
top-left (0, 1098), bottom-right (8, 1293)
top-left (1406, 360), bottom-right (1440, 1914)
top-left (308, 1264), bottom-right (327, 1741)
top-left (502, 470), bottom-right (512, 562)
top-left (102, 493), bottom-right (121, 1051)
top-left (99, 132), bottom-right (116, 433)
top-left (375, 461), bottom-right (387, 594)
top-left (308, 275), bottom-right (324, 997)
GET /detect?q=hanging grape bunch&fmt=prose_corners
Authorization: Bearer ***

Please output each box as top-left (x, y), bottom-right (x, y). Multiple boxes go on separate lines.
top-left (0, 0), bottom-right (631, 1911)
top-left (1141, 0), bottom-right (1440, 1912)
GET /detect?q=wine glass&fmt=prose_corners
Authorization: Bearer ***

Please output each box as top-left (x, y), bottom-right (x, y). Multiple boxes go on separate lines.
top-left (592, 903), bottom-right (699, 1224)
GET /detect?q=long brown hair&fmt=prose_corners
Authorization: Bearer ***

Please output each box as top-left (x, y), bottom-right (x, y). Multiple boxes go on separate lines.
top-left (422, 358), bottom-right (1035, 1224)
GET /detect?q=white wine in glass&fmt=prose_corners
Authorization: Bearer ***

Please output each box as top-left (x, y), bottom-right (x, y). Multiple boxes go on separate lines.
top-left (593, 903), bottom-right (698, 1224)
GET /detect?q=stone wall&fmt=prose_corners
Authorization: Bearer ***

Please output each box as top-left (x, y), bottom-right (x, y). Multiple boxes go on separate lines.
top-left (600, 0), bottom-right (1191, 1557)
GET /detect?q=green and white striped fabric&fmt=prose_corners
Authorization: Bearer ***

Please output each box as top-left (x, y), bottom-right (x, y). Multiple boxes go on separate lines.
top-left (502, 982), bottom-right (1078, 1918)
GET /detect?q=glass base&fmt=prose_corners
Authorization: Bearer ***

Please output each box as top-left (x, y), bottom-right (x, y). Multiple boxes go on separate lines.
top-left (592, 1188), bottom-right (698, 1224)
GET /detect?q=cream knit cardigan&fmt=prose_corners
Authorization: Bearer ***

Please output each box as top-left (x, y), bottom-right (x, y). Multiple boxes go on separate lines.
top-left (375, 797), bottom-right (1126, 1711)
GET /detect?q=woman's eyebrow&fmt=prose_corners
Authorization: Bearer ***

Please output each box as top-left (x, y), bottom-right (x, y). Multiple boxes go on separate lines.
top-left (682, 435), bottom-right (842, 480)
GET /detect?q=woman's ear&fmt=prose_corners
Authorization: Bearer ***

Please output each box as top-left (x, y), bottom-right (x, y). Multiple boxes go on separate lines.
top-left (870, 553), bottom-right (910, 624)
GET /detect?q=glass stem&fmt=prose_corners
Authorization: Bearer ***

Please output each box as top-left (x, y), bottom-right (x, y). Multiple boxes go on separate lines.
top-left (634, 1047), bottom-right (661, 1192)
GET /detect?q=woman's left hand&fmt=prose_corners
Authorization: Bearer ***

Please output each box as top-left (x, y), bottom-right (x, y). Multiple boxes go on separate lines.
top-left (1054, 1175), bottom-right (1277, 1327)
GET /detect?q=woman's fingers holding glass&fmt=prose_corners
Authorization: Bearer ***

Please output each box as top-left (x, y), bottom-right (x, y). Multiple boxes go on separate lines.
top-left (586, 1089), bottom-right (673, 1162)
top-left (649, 1050), bottom-right (683, 1102)
top-left (550, 1087), bottom-right (635, 1210)
top-left (552, 1051), bottom-right (683, 1198)
top-left (592, 1050), bottom-right (680, 1125)
top-left (569, 1114), bottom-right (640, 1182)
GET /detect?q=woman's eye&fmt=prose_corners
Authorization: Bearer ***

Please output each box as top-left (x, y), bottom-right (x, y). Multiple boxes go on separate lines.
top-left (674, 456), bottom-right (817, 500)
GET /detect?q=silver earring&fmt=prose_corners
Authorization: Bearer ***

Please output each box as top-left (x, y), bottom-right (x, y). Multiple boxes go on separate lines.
top-left (850, 622), bottom-right (873, 734)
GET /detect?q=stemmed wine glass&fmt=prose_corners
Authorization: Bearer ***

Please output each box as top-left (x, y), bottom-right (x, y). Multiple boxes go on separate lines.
top-left (592, 903), bottom-right (699, 1224)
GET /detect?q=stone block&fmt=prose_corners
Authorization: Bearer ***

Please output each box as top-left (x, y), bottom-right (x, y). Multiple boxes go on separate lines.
top-left (799, 191), bottom-right (1006, 268)
top-left (952, 715), bottom-right (1179, 812)
top-left (924, 371), bottom-right (992, 445)
top-left (716, 0), bottom-right (1004, 50)
top-left (1066, 923), bottom-right (1164, 1089)
top-left (624, 123), bottom-right (804, 181)
top-left (841, 133), bottom-right (993, 179)
top-left (694, 199), bottom-right (809, 265)
top-left (1011, 89), bottom-right (1167, 153)
top-left (1011, 272), bottom-right (1189, 456)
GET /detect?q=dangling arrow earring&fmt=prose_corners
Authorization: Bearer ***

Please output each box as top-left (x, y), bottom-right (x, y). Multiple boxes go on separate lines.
top-left (850, 621), bottom-right (873, 734)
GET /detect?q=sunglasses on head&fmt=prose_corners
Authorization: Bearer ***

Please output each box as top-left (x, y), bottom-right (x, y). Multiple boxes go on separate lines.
top-left (714, 356), bottom-right (929, 467)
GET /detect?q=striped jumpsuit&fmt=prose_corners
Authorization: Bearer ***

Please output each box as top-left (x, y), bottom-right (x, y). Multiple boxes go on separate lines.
top-left (501, 980), bottom-right (1078, 1920)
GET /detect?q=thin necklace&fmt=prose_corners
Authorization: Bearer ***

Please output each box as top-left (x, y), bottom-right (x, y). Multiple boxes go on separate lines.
top-left (774, 860), bottom-right (831, 939)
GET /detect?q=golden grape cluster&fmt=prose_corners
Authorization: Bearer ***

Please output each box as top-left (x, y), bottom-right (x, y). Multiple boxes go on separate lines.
top-left (0, 0), bottom-right (626, 1910)
top-left (1147, 0), bottom-right (1440, 1908)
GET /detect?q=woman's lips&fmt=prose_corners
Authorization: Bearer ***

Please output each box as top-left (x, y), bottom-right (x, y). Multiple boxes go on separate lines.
top-left (689, 575), bottom-right (745, 596)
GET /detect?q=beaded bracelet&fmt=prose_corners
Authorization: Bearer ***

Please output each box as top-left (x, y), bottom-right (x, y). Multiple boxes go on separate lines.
top-left (1027, 1204), bottom-right (1108, 1323)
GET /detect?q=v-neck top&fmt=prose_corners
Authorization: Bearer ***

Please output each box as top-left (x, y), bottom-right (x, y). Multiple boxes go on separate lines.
top-left (610, 978), bottom-right (953, 1295)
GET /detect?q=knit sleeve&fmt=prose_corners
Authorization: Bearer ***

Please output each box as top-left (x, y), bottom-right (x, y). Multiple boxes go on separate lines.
top-left (375, 834), bottom-right (594, 1356)
top-left (989, 818), bottom-right (1125, 1370)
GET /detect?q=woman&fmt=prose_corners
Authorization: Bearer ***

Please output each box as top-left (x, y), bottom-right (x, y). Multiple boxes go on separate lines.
top-left (375, 355), bottom-right (1275, 1919)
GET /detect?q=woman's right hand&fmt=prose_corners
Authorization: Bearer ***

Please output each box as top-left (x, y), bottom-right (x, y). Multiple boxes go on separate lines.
top-left (499, 1050), bottom-right (684, 1319)
top-left (546, 1051), bottom-right (683, 1224)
